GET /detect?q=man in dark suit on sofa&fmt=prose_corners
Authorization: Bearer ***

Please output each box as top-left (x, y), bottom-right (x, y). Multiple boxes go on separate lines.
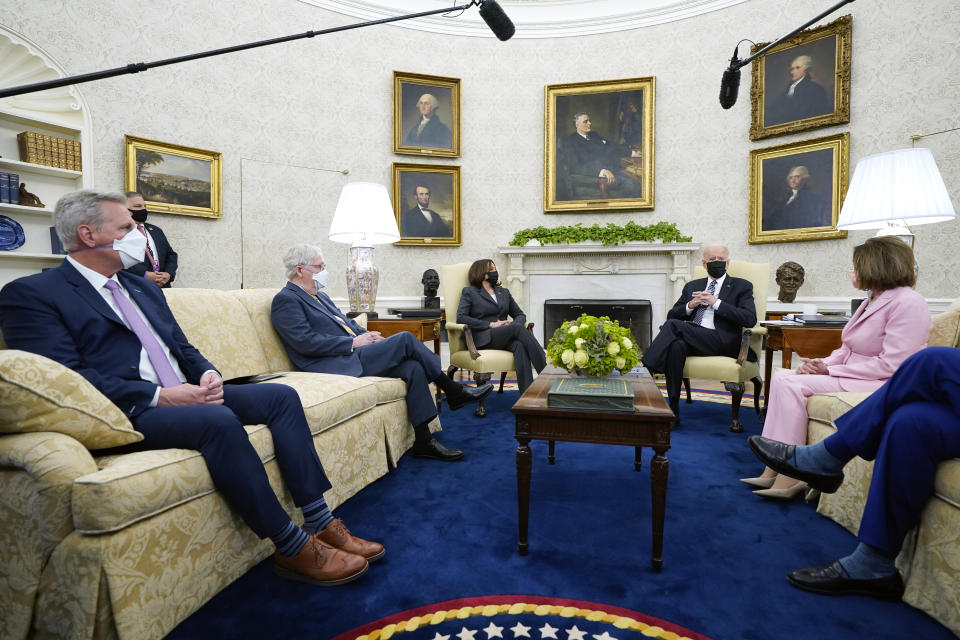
top-left (641, 245), bottom-right (757, 420)
top-left (0, 189), bottom-right (381, 587)
top-left (123, 191), bottom-right (178, 288)
top-left (270, 244), bottom-right (492, 462)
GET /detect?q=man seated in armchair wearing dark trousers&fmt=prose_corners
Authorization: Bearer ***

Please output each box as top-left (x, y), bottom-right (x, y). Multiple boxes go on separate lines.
top-left (270, 244), bottom-right (492, 462)
top-left (641, 244), bottom-right (757, 423)
top-left (0, 190), bottom-right (381, 587)
top-left (748, 346), bottom-right (960, 601)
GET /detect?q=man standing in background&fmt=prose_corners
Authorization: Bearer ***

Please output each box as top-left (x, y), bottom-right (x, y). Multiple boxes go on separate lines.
top-left (124, 191), bottom-right (178, 288)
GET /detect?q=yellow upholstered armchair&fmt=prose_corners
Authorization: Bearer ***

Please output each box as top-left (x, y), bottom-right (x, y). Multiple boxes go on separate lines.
top-left (681, 260), bottom-right (769, 433)
top-left (439, 262), bottom-right (533, 417)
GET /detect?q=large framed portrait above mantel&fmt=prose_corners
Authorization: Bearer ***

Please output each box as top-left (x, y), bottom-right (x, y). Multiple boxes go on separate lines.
top-left (749, 132), bottom-right (849, 244)
top-left (544, 76), bottom-right (655, 213)
top-left (749, 15), bottom-right (852, 141)
top-left (124, 135), bottom-right (222, 219)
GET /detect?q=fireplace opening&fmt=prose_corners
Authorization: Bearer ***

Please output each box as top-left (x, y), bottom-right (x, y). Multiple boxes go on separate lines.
top-left (543, 299), bottom-right (652, 350)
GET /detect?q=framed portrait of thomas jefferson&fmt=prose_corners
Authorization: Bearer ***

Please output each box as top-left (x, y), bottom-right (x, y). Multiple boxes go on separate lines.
top-left (749, 132), bottom-right (849, 244)
top-left (393, 71), bottom-right (461, 158)
top-left (392, 162), bottom-right (461, 246)
top-left (124, 135), bottom-right (222, 218)
top-left (749, 15), bottom-right (852, 141)
top-left (544, 76), bottom-right (655, 213)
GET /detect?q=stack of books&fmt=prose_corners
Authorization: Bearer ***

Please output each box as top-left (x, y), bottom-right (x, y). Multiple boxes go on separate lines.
top-left (794, 314), bottom-right (849, 326)
top-left (17, 131), bottom-right (82, 171)
top-left (0, 172), bottom-right (20, 204)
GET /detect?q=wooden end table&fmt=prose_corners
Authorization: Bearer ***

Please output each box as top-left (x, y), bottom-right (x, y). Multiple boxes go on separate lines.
top-left (511, 367), bottom-right (674, 571)
top-left (761, 312), bottom-right (845, 407)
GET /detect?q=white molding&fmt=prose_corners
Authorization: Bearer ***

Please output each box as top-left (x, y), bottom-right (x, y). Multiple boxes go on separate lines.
top-left (299, 0), bottom-right (748, 38)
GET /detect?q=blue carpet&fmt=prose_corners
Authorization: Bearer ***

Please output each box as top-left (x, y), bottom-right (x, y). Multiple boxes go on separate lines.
top-left (168, 391), bottom-right (953, 640)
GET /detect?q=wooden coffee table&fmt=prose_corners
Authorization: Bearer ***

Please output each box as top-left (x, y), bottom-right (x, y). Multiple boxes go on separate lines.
top-left (511, 367), bottom-right (674, 571)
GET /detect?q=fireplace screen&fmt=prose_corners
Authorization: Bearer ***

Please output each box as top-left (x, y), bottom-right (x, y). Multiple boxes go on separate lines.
top-left (543, 299), bottom-right (652, 350)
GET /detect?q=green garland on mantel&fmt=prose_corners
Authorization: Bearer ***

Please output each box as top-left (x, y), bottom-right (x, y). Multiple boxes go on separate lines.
top-left (508, 221), bottom-right (693, 247)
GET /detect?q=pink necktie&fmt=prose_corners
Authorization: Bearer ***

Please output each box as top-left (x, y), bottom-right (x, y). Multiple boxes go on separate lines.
top-left (103, 279), bottom-right (180, 386)
top-left (137, 225), bottom-right (159, 271)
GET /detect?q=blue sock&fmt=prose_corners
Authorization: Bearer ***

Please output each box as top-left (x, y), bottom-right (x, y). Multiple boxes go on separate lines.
top-left (271, 521), bottom-right (309, 557)
top-left (838, 542), bottom-right (897, 579)
top-left (793, 440), bottom-right (846, 475)
top-left (301, 496), bottom-right (334, 534)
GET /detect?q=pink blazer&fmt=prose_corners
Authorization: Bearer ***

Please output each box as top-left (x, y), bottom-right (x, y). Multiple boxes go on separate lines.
top-left (823, 286), bottom-right (930, 391)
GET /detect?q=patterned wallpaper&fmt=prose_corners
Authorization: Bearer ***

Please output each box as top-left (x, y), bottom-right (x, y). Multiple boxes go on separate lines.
top-left (2, 0), bottom-right (957, 304)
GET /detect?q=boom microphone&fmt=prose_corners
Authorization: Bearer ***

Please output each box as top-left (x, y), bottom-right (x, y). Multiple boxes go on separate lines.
top-left (719, 65), bottom-right (741, 109)
top-left (478, 0), bottom-right (516, 41)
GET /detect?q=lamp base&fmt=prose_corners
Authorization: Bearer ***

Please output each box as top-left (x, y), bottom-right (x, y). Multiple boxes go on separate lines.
top-left (345, 244), bottom-right (379, 315)
top-left (346, 311), bottom-right (378, 319)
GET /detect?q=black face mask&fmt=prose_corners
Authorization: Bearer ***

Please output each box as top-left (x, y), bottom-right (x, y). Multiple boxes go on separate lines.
top-left (487, 271), bottom-right (499, 285)
top-left (129, 208), bottom-right (148, 223)
top-left (705, 260), bottom-right (726, 279)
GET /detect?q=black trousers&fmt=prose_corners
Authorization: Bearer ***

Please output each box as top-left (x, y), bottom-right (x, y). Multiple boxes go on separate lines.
top-left (641, 319), bottom-right (734, 407)
top-left (483, 323), bottom-right (547, 393)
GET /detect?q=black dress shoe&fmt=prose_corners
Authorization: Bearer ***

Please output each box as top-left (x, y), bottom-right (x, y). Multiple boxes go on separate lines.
top-left (446, 383), bottom-right (493, 411)
top-left (747, 435), bottom-right (844, 493)
top-left (411, 438), bottom-right (464, 461)
top-left (787, 560), bottom-right (904, 601)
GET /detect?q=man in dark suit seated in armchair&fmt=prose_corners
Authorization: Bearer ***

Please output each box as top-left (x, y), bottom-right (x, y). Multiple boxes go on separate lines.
top-left (270, 244), bottom-right (492, 462)
top-left (0, 189), bottom-right (381, 587)
top-left (641, 244), bottom-right (757, 421)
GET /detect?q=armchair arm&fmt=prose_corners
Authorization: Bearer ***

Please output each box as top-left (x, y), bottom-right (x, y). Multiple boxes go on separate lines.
top-left (445, 322), bottom-right (481, 359)
top-left (736, 325), bottom-right (767, 365)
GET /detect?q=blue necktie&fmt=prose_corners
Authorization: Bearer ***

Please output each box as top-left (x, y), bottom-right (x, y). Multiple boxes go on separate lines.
top-left (692, 279), bottom-right (718, 326)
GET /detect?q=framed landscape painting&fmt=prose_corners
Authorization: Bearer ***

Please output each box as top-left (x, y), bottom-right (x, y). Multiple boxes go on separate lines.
top-left (124, 135), bottom-right (222, 219)
top-left (749, 132), bottom-right (849, 244)
top-left (393, 71), bottom-right (461, 158)
top-left (544, 76), bottom-right (655, 213)
top-left (749, 15), bottom-right (852, 141)
top-left (392, 162), bottom-right (461, 246)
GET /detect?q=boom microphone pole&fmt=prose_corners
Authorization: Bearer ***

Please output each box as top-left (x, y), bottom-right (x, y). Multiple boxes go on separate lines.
top-left (0, 0), bottom-right (515, 100)
top-left (718, 0), bottom-right (856, 109)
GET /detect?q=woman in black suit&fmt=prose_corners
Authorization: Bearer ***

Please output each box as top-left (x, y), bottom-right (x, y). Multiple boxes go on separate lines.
top-left (456, 259), bottom-right (547, 393)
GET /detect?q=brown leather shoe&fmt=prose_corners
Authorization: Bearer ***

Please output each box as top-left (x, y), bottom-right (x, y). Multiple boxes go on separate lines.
top-left (274, 535), bottom-right (368, 586)
top-left (317, 518), bottom-right (386, 562)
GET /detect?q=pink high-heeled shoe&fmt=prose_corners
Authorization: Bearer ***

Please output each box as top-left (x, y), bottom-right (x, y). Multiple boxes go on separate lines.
top-left (740, 476), bottom-right (776, 489)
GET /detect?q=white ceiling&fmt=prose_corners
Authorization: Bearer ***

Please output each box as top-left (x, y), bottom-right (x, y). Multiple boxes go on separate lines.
top-left (300, 0), bottom-right (749, 38)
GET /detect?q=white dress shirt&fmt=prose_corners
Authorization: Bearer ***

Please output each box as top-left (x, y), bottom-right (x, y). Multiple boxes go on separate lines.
top-left (684, 272), bottom-right (726, 330)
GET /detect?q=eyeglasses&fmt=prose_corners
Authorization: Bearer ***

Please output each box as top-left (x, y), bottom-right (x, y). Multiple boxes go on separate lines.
top-left (302, 263), bottom-right (325, 272)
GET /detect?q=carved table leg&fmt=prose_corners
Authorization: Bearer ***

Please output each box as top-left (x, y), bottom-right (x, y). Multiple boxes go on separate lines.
top-left (635, 446), bottom-right (642, 471)
top-left (548, 440), bottom-right (555, 465)
top-left (516, 438), bottom-right (532, 555)
top-left (650, 446), bottom-right (669, 572)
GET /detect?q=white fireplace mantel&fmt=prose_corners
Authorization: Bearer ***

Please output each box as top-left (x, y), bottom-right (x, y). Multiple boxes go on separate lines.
top-left (499, 242), bottom-right (701, 342)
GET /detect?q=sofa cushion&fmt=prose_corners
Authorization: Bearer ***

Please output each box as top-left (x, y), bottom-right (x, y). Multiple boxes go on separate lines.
top-left (0, 350), bottom-right (143, 449)
top-left (163, 288), bottom-right (272, 380)
top-left (230, 289), bottom-right (295, 373)
top-left (806, 391), bottom-right (873, 426)
top-left (271, 372), bottom-right (407, 433)
top-left (929, 298), bottom-right (960, 348)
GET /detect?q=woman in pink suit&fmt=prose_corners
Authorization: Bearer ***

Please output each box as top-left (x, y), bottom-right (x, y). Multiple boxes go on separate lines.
top-left (743, 236), bottom-right (930, 498)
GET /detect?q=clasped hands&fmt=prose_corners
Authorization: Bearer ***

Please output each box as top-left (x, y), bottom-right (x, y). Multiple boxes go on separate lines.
top-left (158, 370), bottom-right (224, 406)
top-left (687, 290), bottom-right (718, 310)
top-left (488, 319), bottom-right (511, 328)
top-left (145, 271), bottom-right (172, 286)
top-left (352, 331), bottom-right (384, 348)
top-left (797, 358), bottom-right (829, 375)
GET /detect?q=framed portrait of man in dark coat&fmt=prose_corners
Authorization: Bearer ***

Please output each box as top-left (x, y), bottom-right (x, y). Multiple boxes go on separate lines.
top-left (393, 71), bottom-right (460, 158)
top-left (544, 76), bottom-right (655, 213)
top-left (392, 162), bottom-right (461, 246)
top-left (749, 15), bottom-right (852, 141)
top-left (749, 132), bottom-right (849, 244)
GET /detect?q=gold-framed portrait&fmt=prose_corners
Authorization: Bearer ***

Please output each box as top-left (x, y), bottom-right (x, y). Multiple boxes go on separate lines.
top-left (544, 76), bottom-right (655, 213)
top-left (393, 71), bottom-right (461, 158)
top-left (392, 162), bottom-right (461, 246)
top-left (749, 15), bottom-right (852, 141)
top-left (749, 132), bottom-right (849, 244)
top-left (123, 135), bottom-right (222, 219)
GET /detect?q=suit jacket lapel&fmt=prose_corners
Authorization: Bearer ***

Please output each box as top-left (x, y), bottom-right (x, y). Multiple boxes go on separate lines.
top-left (848, 288), bottom-right (895, 329)
top-left (59, 261), bottom-right (124, 326)
top-left (286, 282), bottom-right (347, 327)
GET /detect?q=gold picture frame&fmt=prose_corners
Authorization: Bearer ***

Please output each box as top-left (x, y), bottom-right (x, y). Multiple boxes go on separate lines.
top-left (749, 132), bottom-right (849, 244)
top-left (393, 71), bottom-right (461, 158)
top-left (392, 162), bottom-right (461, 246)
top-left (749, 15), bottom-right (852, 141)
top-left (124, 135), bottom-right (222, 219)
top-left (544, 76), bottom-right (655, 213)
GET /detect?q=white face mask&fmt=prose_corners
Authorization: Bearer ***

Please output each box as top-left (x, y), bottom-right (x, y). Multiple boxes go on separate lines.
top-left (311, 268), bottom-right (329, 290)
top-left (113, 229), bottom-right (148, 269)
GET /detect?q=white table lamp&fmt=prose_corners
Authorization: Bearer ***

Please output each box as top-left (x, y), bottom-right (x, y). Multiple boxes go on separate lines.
top-left (837, 147), bottom-right (956, 247)
top-left (328, 182), bottom-right (400, 318)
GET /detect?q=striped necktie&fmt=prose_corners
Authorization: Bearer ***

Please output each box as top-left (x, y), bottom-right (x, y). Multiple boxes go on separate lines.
top-left (692, 279), bottom-right (718, 326)
top-left (314, 295), bottom-right (357, 336)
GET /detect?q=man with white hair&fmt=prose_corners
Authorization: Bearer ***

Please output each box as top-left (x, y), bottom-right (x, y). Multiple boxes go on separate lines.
top-left (764, 165), bottom-right (830, 232)
top-left (641, 245), bottom-right (757, 424)
top-left (0, 189), bottom-right (381, 587)
top-left (271, 244), bottom-right (492, 461)
top-left (767, 54), bottom-right (832, 125)
top-left (404, 93), bottom-right (452, 149)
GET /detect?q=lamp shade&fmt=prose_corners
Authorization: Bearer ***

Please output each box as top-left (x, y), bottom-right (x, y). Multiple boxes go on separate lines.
top-left (328, 182), bottom-right (401, 245)
top-left (837, 147), bottom-right (956, 230)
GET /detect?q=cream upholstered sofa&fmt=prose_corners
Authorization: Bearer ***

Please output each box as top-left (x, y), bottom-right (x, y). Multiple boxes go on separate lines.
top-left (0, 287), bottom-right (431, 640)
top-left (804, 299), bottom-right (960, 635)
